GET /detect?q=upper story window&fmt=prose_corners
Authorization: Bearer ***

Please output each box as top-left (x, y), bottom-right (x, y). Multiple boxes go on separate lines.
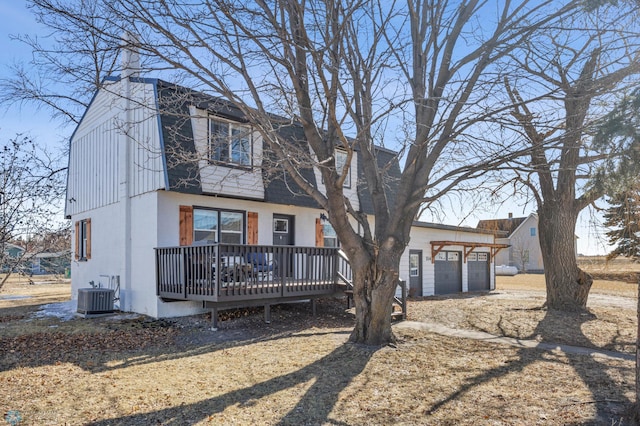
top-left (335, 150), bottom-right (351, 188)
top-left (209, 117), bottom-right (252, 167)
top-left (530, 227), bottom-right (536, 237)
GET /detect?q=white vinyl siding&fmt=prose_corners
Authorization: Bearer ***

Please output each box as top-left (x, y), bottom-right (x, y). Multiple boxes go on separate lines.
top-left (67, 119), bottom-right (119, 214)
top-left (129, 83), bottom-right (165, 195)
top-left (66, 79), bottom-right (164, 216)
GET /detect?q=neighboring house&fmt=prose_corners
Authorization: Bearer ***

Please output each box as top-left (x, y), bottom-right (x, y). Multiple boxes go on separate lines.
top-left (65, 62), bottom-right (505, 318)
top-left (1, 243), bottom-right (27, 273)
top-left (477, 213), bottom-right (544, 273)
top-left (31, 251), bottom-right (71, 275)
top-left (1, 244), bottom-right (69, 275)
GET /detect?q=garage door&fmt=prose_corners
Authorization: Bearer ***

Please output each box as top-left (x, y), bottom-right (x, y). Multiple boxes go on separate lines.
top-left (468, 252), bottom-right (490, 291)
top-left (434, 251), bottom-right (462, 295)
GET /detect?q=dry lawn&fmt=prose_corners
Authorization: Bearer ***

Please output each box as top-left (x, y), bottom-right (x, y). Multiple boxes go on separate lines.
top-left (0, 271), bottom-right (638, 425)
top-left (578, 256), bottom-right (640, 283)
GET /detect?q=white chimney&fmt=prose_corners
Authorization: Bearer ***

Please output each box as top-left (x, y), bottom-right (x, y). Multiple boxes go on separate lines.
top-left (121, 32), bottom-right (140, 79)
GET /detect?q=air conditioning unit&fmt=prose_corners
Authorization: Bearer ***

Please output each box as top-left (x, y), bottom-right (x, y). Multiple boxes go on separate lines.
top-left (77, 288), bottom-right (115, 315)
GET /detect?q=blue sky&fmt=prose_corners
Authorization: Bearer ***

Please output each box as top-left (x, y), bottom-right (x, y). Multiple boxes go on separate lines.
top-left (0, 1), bottom-right (72, 148)
top-left (0, 1), bottom-right (612, 255)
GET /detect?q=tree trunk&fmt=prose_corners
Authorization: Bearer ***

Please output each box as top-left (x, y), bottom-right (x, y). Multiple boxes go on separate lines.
top-left (348, 256), bottom-right (400, 346)
top-left (538, 205), bottom-right (593, 311)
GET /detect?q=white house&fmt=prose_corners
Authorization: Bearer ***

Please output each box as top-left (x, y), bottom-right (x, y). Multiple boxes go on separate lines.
top-left (477, 213), bottom-right (544, 273)
top-left (65, 64), bottom-right (504, 319)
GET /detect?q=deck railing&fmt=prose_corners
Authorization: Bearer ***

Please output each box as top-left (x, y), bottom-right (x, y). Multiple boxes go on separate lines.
top-left (156, 243), bottom-right (343, 303)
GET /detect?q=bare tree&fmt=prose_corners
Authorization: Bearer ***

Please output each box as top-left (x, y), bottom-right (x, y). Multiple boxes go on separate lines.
top-left (498, 3), bottom-right (640, 311)
top-left (509, 235), bottom-right (532, 272)
top-left (19, 0), bottom-right (581, 344)
top-left (0, 1), bottom-right (120, 125)
top-left (0, 135), bottom-right (68, 289)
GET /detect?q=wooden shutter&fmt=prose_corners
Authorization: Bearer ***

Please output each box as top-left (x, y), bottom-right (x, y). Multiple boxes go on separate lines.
top-left (74, 221), bottom-right (80, 260)
top-left (85, 219), bottom-right (92, 259)
top-left (179, 205), bottom-right (194, 246)
top-left (247, 212), bottom-right (258, 245)
top-left (315, 218), bottom-right (324, 247)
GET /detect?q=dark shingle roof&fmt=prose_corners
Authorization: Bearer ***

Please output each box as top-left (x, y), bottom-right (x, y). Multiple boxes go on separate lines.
top-left (357, 147), bottom-right (401, 215)
top-left (263, 122), bottom-right (320, 208)
top-left (157, 81), bottom-right (202, 193)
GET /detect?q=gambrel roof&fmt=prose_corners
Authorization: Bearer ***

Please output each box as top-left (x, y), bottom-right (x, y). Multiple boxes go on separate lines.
top-left (152, 79), bottom-right (401, 214)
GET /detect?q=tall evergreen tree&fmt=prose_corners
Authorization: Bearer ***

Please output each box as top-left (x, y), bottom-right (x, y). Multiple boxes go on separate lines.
top-left (603, 188), bottom-right (640, 261)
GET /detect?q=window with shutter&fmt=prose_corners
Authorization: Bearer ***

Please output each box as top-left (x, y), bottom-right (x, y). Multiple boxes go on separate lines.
top-left (75, 219), bottom-right (91, 261)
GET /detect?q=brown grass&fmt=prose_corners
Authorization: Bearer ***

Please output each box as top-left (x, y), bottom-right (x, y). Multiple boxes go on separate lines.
top-left (0, 270), bottom-right (637, 425)
top-left (411, 274), bottom-right (637, 353)
top-left (578, 256), bottom-right (640, 283)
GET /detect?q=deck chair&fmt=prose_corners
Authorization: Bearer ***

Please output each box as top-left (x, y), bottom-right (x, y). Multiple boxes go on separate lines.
top-left (246, 252), bottom-right (277, 280)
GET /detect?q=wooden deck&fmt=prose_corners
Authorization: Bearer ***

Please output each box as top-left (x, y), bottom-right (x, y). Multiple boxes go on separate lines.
top-left (155, 243), bottom-right (406, 325)
top-left (156, 244), bottom-right (345, 303)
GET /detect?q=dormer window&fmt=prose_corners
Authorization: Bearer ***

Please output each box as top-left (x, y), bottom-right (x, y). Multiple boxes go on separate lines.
top-left (335, 150), bottom-right (351, 188)
top-left (209, 117), bottom-right (252, 167)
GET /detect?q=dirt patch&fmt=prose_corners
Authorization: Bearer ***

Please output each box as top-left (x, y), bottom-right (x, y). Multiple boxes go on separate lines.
top-left (0, 275), bottom-right (637, 424)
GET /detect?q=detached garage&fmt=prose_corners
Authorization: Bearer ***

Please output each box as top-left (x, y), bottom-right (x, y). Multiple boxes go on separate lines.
top-left (400, 222), bottom-right (508, 298)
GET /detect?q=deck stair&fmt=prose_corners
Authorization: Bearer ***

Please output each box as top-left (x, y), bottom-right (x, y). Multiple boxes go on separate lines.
top-left (337, 250), bottom-right (407, 321)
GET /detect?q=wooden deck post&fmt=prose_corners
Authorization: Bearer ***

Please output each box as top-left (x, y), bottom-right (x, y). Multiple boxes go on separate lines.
top-left (264, 304), bottom-right (271, 324)
top-left (311, 299), bottom-right (317, 317)
top-left (211, 307), bottom-right (218, 329)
